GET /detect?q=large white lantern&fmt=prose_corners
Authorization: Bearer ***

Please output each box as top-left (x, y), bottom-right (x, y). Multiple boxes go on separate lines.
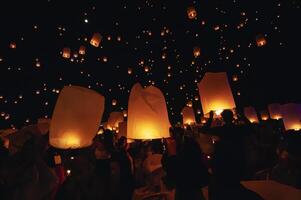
top-left (244, 107), bottom-right (259, 123)
top-left (127, 83), bottom-right (171, 139)
top-left (182, 106), bottom-right (196, 125)
top-left (107, 112), bottom-right (124, 130)
top-left (268, 103), bottom-right (282, 120)
top-left (198, 72), bottom-right (236, 116)
top-left (280, 103), bottom-right (301, 131)
top-left (50, 86), bottom-right (105, 149)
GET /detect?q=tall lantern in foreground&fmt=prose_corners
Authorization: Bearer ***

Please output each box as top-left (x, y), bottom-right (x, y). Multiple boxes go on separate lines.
top-left (107, 112), bottom-right (124, 130)
top-left (268, 103), bottom-right (282, 120)
top-left (182, 106), bottom-right (196, 125)
top-left (280, 103), bottom-right (301, 131)
top-left (127, 83), bottom-right (171, 139)
top-left (90, 33), bottom-right (102, 47)
top-left (244, 107), bottom-right (259, 123)
top-left (198, 72), bottom-right (236, 117)
top-left (50, 86), bottom-right (105, 149)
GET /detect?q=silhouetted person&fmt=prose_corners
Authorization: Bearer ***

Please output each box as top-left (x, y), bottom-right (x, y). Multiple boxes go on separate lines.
top-left (163, 137), bottom-right (209, 200)
top-left (206, 110), bottom-right (263, 200)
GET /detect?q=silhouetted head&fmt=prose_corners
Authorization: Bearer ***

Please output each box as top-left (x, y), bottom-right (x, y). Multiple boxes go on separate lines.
top-left (221, 109), bottom-right (234, 124)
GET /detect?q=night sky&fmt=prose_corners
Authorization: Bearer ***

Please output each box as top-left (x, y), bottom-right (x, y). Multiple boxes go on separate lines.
top-left (0, 0), bottom-right (300, 129)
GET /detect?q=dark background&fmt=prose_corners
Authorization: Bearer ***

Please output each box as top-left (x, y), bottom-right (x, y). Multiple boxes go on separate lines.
top-left (0, 0), bottom-right (300, 128)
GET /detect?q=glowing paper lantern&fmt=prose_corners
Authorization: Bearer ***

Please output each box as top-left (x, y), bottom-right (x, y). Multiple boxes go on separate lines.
top-left (10, 42), bottom-right (17, 49)
top-left (112, 99), bottom-right (117, 106)
top-left (256, 34), bottom-right (267, 47)
top-left (62, 48), bottom-right (71, 59)
top-left (193, 46), bottom-right (201, 58)
top-left (79, 45), bottom-right (86, 55)
top-left (268, 103), bottom-right (282, 120)
top-left (244, 107), bottom-right (259, 123)
top-left (260, 110), bottom-right (269, 121)
top-left (280, 103), bottom-right (301, 131)
top-left (50, 86), bottom-right (105, 149)
top-left (182, 106), bottom-right (196, 125)
top-left (90, 33), bottom-right (102, 47)
top-left (127, 83), bottom-right (171, 139)
top-left (107, 112), bottom-right (124, 130)
top-left (123, 110), bottom-right (128, 118)
top-left (187, 7), bottom-right (197, 19)
top-left (198, 72), bottom-right (236, 116)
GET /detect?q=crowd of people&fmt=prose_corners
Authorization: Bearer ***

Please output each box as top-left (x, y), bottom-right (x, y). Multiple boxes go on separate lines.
top-left (0, 110), bottom-right (300, 200)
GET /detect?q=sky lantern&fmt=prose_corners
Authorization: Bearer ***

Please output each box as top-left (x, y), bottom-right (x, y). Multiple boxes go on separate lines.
top-left (182, 106), bottom-right (196, 125)
top-left (62, 47), bottom-right (71, 59)
top-left (232, 75), bottom-right (238, 82)
top-left (244, 107), bottom-right (259, 123)
top-left (10, 42), bottom-right (17, 49)
top-left (186, 101), bottom-right (193, 108)
top-left (256, 34), bottom-right (267, 47)
top-left (268, 103), bottom-right (282, 120)
top-left (128, 68), bottom-right (133, 75)
top-left (79, 45), bottom-right (85, 55)
top-left (127, 83), bottom-right (171, 139)
top-left (193, 46), bottom-right (201, 58)
top-left (187, 7), bottom-right (197, 19)
top-left (260, 110), bottom-right (269, 121)
top-left (280, 103), bottom-right (301, 131)
top-left (112, 99), bottom-right (117, 106)
top-left (107, 112), bottom-right (124, 130)
top-left (198, 72), bottom-right (236, 116)
top-left (49, 86), bottom-right (105, 149)
top-left (90, 33), bottom-right (102, 47)
top-left (123, 110), bottom-right (128, 118)
top-left (144, 66), bottom-right (150, 72)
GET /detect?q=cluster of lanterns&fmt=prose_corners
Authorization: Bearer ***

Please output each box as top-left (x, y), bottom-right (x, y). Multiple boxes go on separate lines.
top-left (27, 71), bottom-right (298, 150)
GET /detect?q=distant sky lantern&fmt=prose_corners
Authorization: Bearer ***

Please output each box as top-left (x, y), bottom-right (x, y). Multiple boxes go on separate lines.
top-left (79, 45), bottom-right (85, 55)
top-left (107, 112), bottom-right (124, 130)
top-left (260, 110), bottom-right (269, 121)
top-left (268, 103), bottom-right (282, 120)
top-left (90, 33), bottom-right (102, 47)
top-left (112, 99), bottom-right (117, 106)
top-left (280, 103), bottom-right (301, 131)
top-left (73, 52), bottom-right (78, 58)
top-left (244, 106), bottom-right (259, 123)
top-left (127, 83), bottom-right (171, 139)
top-left (198, 72), bottom-right (236, 117)
top-left (50, 86), bottom-right (105, 149)
top-left (186, 101), bottom-right (193, 108)
top-left (103, 56), bottom-right (108, 62)
top-left (182, 106), bottom-right (196, 125)
top-left (62, 47), bottom-right (71, 59)
top-left (128, 68), bottom-right (133, 75)
top-left (123, 110), bottom-right (128, 118)
top-left (187, 7), bottom-right (197, 19)
top-left (10, 42), bottom-right (16, 49)
top-left (256, 34), bottom-right (267, 47)
top-left (193, 46), bottom-right (201, 58)
top-left (144, 66), bottom-right (150, 72)
top-left (232, 75), bottom-right (238, 82)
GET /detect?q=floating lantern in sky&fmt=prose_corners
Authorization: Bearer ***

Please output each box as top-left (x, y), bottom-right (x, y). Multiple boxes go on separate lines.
top-left (244, 107), bottom-right (259, 123)
top-left (90, 33), bottom-right (102, 47)
top-left (280, 103), bottom-right (301, 131)
top-left (112, 99), bottom-right (117, 106)
top-left (50, 86), bottom-right (105, 149)
top-left (127, 83), bottom-right (171, 139)
top-left (107, 112), bottom-right (124, 130)
top-left (186, 101), bottom-right (193, 108)
top-left (193, 46), bottom-right (201, 58)
top-left (79, 45), bottom-right (85, 55)
top-left (144, 66), bottom-right (150, 72)
top-left (268, 103), bottom-right (282, 120)
top-left (187, 7), bottom-right (197, 19)
top-left (256, 34), bottom-right (267, 47)
top-left (62, 48), bottom-right (71, 59)
top-left (198, 72), bottom-right (236, 117)
top-left (10, 42), bottom-right (16, 49)
top-left (123, 110), bottom-right (128, 118)
top-left (182, 106), bottom-right (196, 125)
top-left (232, 75), bottom-right (238, 82)
top-left (128, 68), bottom-right (133, 75)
